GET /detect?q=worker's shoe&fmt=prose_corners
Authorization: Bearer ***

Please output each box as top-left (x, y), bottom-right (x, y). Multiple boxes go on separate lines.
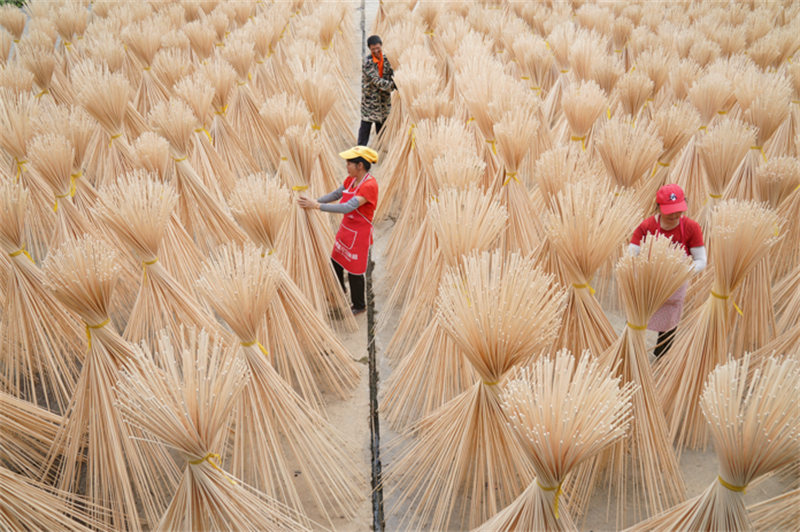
top-left (351, 305), bottom-right (366, 316)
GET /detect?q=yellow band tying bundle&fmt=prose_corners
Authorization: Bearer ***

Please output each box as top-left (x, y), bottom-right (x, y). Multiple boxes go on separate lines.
top-left (189, 453), bottom-right (237, 484)
top-left (9, 245), bottom-right (34, 262)
top-left (717, 110), bottom-right (727, 115)
top-left (560, 69), bottom-right (569, 73)
top-left (650, 160), bottom-right (669, 177)
top-left (142, 257), bottom-right (159, 281)
top-left (536, 480), bottom-right (563, 519)
top-left (570, 135), bottom-right (586, 151)
top-left (467, 117), bottom-right (475, 124)
top-left (792, 100), bottom-right (800, 105)
top-left (292, 185), bottom-right (309, 192)
top-left (486, 139), bottom-right (497, 155)
top-left (70, 171), bottom-right (82, 197)
top-left (750, 145), bottom-right (767, 162)
top-left (503, 171), bottom-right (520, 186)
top-left (237, 80), bottom-right (247, 86)
top-left (718, 475), bottom-right (746, 493)
top-left (572, 282), bottom-right (596, 295)
top-left (280, 156), bottom-right (287, 161)
top-left (698, 125), bottom-right (707, 131)
top-left (85, 318), bottom-right (111, 350)
top-left (35, 89), bottom-right (49, 98)
top-left (173, 156), bottom-right (187, 163)
top-left (409, 123), bottom-right (416, 150)
top-left (215, 105), bottom-right (228, 115)
top-left (194, 127), bottom-right (214, 145)
top-left (532, 86), bottom-right (541, 94)
top-left (627, 322), bottom-right (647, 330)
top-left (241, 340), bottom-right (270, 358)
top-left (483, 380), bottom-right (498, 386)
top-left (425, 30), bottom-right (434, 36)
top-left (708, 193), bottom-right (722, 199)
top-left (710, 291), bottom-right (743, 316)
top-left (658, 161), bottom-right (670, 167)
top-left (14, 158), bottom-right (27, 181)
top-left (53, 192), bottom-right (70, 212)
top-left (521, 75), bottom-right (530, 80)
top-left (311, 123), bottom-right (321, 131)
top-left (108, 133), bottom-right (122, 147)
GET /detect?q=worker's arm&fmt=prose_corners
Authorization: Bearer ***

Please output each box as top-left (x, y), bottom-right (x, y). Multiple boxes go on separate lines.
top-left (364, 60), bottom-right (394, 93)
top-left (689, 246), bottom-right (706, 273)
top-left (316, 186), bottom-right (344, 204)
top-left (297, 195), bottom-right (367, 213)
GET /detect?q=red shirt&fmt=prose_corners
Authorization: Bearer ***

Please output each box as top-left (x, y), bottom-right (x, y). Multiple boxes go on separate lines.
top-left (631, 215), bottom-right (703, 255)
top-left (344, 175), bottom-right (379, 222)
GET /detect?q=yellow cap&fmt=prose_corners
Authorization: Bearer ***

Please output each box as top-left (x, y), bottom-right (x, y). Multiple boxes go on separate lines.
top-left (339, 145), bottom-right (379, 163)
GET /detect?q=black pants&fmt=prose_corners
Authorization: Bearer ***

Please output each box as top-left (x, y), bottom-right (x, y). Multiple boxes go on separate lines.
top-left (654, 327), bottom-right (677, 358)
top-left (357, 120), bottom-right (384, 146)
top-left (332, 259), bottom-right (365, 309)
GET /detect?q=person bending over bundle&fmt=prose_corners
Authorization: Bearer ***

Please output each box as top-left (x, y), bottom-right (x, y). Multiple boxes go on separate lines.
top-left (629, 184), bottom-right (706, 357)
top-left (298, 146), bottom-right (379, 316)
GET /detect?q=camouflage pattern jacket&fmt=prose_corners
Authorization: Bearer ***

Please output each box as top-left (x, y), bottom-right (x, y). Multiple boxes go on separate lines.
top-left (361, 53), bottom-right (394, 123)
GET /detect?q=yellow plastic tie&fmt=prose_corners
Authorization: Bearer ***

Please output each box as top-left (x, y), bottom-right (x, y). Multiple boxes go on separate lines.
top-left (14, 158), bottom-right (28, 182)
top-left (237, 80), bottom-right (247, 86)
top-left (792, 100), bottom-right (800, 105)
top-left (717, 110), bottom-right (727, 115)
top-left (570, 135), bottom-right (586, 151)
top-left (606, 107), bottom-right (611, 119)
top-left (280, 156), bottom-right (287, 161)
top-left (698, 125), bottom-right (707, 131)
top-left (241, 339), bottom-right (270, 358)
top-left (486, 138), bottom-right (497, 155)
top-left (531, 86), bottom-right (541, 94)
top-left (69, 171), bottom-right (82, 197)
top-left (109, 133), bottom-right (122, 147)
top-left (627, 322), bottom-right (647, 330)
top-left (142, 257), bottom-right (159, 281)
top-left (521, 75), bottom-right (530, 80)
top-left (425, 30), bottom-right (434, 36)
top-left (503, 171), bottom-right (520, 186)
top-left (614, 49), bottom-right (622, 53)
top-left (483, 380), bottom-right (498, 386)
top-left (750, 145), bottom-right (767, 162)
top-left (718, 476), bottom-right (746, 493)
top-left (536, 480), bottom-right (563, 519)
top-left (53, 192), bottom-right (70, 212)
top-left (292, 185), bottom-right (309, 192)
top-left (35, 88), bottom-right (49, 98)
top-left (311, 123), bottom-right (321, 131)
top-left (194, 127), bottom-right (214, 145)
top-left (467, 117), bottom-right (475, 124)
top-left (708, 193), bottom-right (722, 199)
top-left (215, 105), bottom-right (228, 116)
top-left (189, 453), bottom-right (237, 484)
top-left (572, 282), bottom-right (596, 295)
top-left (560, 69), bottom-right (569, 74)
top-left (657, 161), bottom-right (670, 167)
top-left (247, 71), bottom-right (252, 81)
top-left (85, 318), bottom-right (110, 350)
top-left (173, 155), bottom-right (187, 163)
top-left (710, 290), bottom-right (743, 316)
top-left (9, 245), bottom-right (34, 262)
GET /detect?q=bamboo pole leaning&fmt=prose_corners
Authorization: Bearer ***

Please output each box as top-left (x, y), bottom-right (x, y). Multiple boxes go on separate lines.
top-left (195, 242), bottom-right (363, 526)
top-left (115, 328), bottom-right (311, 531)
top-left (567, 235), bottom-right (694, 527)
top-left (629, 354), bottom-right (800, 532)
top-left (40, 236), bottom-right (179, 530)
top-left (384, 250), bottom-right (566, 530)
top-left (477, 349), bottom-right (635, 532)
top-left (655, 199), bottom-right (781, 452)
top-left (0, 180), bottom-right (83, 413)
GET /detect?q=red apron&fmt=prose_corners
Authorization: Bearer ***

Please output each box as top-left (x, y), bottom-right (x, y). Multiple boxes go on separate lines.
top-left (331, 175), bottom-right (374, 275)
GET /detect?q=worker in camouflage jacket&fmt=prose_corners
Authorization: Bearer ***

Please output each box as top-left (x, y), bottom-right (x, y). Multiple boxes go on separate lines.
top-left (358, 34), bottom-right (396, 146)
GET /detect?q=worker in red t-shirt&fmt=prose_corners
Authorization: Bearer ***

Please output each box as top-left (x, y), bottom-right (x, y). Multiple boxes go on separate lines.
top-left (298, 146), bottom-right (379, 316)
top-left (629, 184), bottom-right (707, 357)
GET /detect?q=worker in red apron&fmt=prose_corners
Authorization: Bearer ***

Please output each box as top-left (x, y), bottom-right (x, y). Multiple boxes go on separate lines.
top-left (298, 146), bottom-right (379, 315)
top-left (629, 184), bottom-right (706, 357)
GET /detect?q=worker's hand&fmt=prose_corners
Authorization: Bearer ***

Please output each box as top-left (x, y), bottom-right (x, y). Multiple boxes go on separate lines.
top-left (297, 196), bottom-right (319, 210)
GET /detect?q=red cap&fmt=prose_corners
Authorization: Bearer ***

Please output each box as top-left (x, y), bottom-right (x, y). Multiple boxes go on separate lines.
top-left (656, 184), bottom-right (688, 214)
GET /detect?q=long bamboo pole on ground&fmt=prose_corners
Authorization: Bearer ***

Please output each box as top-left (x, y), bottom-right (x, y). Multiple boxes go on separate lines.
top-left (195, 242), bottom-right (363, 526)
top-left (477, 349), bottom-right (635, 532)
top-left (384, 250), bottom-right (566, 530)
top-left (115, 328), bottom-right (312, 531)
top-left (629, 354), bottom-right (800, 531)
top-left (655, 199), bottom-right (781, 452)
top-left (566, 235), bottom-right (693, 527)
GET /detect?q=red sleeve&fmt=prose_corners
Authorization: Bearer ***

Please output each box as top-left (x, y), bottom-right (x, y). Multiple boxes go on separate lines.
top-left (358, 178), bottom-right (378, 206)
top-left (685, 218), bottom-right (704, 248)
top-left (631, 217), bottom-right (656, 245)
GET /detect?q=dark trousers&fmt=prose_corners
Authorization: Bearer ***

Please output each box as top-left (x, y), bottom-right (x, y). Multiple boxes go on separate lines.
top-left (654, 327), bottom-right (677, 358)
top-left (357, 120), bottom-right (384, 146)
top-left (332, 259), bottom-right (365, 309)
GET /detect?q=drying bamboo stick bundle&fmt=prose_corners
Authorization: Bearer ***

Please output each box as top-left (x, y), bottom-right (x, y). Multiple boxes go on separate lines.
top-left (568, 30), bottom-right (606, 83)
top-left (534, 145), bottom-right (601, 206)
top-left (656, 199), bottom-right (781, 452)
top-left (696, 117), bottom-right (754, 229)
top-left (383, 186), bottom-right (508, 362)
top-left (654, 100), bottom-right (701, 172)
top-left (200, 57), bottom-right (259, 179)
top-left (0, 27), bottom-right (11, 64)
top-left (544, 180), bottom-right (641, 357)
top-left (384, 250), bottom-right (566, 530)
top-left (121, 19), bottom-right (170, 117)
top-left (0, 4), bottom-right (26, 43)
top-left (94, 170), bottom-right (224, 348)
top-left (493, 106), bottom-right (544, 253)
top-left (114, 327), bottom-right (311, 531)
top-left (0, 466), bottom-right (111, 532)
top-left (631, 354), bottom-right (800, 532)
top-left (229, 173), bottom-right (290, 251)
top-left (0, 388), bottom-right (62, 479)
top-left (52, 3), bottom-right (85, 49)
top-left (221, 36), bottom-right (274, 171)
top-left (669, 58), bottom-right (701, 101)
top-left (613, 70), bottom-right (654, 121)
top-left (748, 487), bottom-right (800, 531)
top-left (195, 242), bottom-right (363, 525)
top-left (16, 34), bottom-right (56, 99)
top-left (689, 71), bottom-right (735, 126)
top-left (774, 262), bottom-right (800, 334)
top-left (689, 38), bottom-right (722, 69)
top-left (431, 144), bottom-right (485, 190)
top-left (0, 177), bottom-right (83, 413)
top-left (511, 33), bottom-right (555, 96)
top-left (590, 54), bottom-right (624, 96)
top-left (148, 98), bottom-right (247, 253)
top-left (567, 236), bottom-right (693, 527)
top-left (653, 103), bottom-right (703, 215)
top-left (635, 49), bottom-right (673, 100)
top-left (595, 114), bottom-right (663, 192)
top-left (207, 6), bottom-right (231, 46)
top-left (0, 62), bottom-right (34, 92)
top-left (182, 19), bottom-right (216, 62)
top-left (274, 130), bottom-right (356, 332)
top-left (478, 349), bottom-right (635, 532)
top-left (561, 79), bottom-right (606, 154)
top-left (151, 47), bottom-right (193, 95)
top-left (40, 236), bottom-right (179, 530)
top-left (258, 92), bottom-right (313, 168)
